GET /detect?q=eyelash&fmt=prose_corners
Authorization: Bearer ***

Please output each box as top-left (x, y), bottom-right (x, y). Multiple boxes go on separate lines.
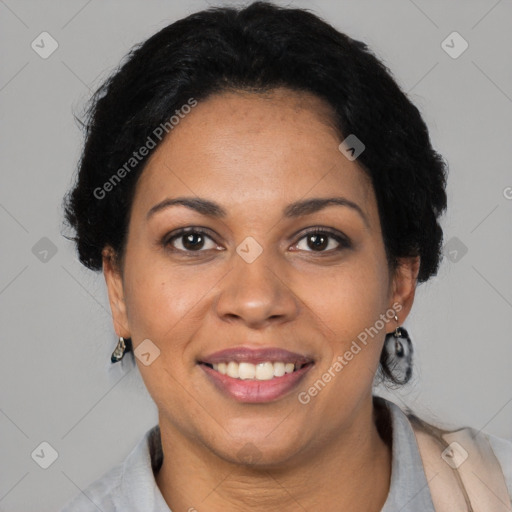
top-left (162, 226), bottom-right (352, 256)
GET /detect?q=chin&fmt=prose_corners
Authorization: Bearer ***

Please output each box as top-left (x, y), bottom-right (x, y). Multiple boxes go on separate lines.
top-left (209, 432), bottom-right (305, 469)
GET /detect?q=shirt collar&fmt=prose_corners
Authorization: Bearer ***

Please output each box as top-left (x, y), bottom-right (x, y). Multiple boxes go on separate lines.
top-left (114, 426), bottom-right (170, 511)
top-left (377, 396), bottom-right (436, 511)
top-left (114, 396), bottom-right (435, 511)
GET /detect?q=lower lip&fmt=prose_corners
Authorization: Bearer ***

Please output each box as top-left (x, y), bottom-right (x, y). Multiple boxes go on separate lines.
top-left (200, 363), bottom-right (313, 403)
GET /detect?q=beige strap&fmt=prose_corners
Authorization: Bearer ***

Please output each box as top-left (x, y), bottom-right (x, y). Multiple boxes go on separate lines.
top-left (412, 421), bottom-right (512, 512)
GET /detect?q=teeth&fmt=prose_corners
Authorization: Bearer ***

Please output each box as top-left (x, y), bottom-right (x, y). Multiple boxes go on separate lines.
top-left (209, 361), bottom-right (306, 380)
top-left (255, 362), bottom-right (274, 380)
top-left (285, 363), bottom-right (295, 374)
top-left (226, 361), bottom-right (239, 378)
top-left (239, 362), bottom-right (256, 380)
top-left (273, 362), bottom-right (286, 377)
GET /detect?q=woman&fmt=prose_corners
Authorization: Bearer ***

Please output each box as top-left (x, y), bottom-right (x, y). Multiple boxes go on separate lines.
top-left (60, 2), bottom-right (512, 511)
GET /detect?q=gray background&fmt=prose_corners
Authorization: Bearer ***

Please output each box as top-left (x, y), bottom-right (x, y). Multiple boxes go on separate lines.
top-left (1, 0), bottom-right (511, 510)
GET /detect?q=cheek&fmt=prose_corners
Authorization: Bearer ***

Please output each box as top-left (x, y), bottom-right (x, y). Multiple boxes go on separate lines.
top-left (304, 254), bottom-right (391, 399)
top-left (124, 266), bottom-right (199, 341)
top-left (306, 254), bottom-right (390, 341)
top-left (122, 243), bottom-right (226, 351)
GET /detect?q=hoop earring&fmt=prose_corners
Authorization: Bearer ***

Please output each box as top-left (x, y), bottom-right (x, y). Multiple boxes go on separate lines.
top-left (383, 314), bottom-right (413, 384)
top-left (111, 337), bottom-right (132, 363)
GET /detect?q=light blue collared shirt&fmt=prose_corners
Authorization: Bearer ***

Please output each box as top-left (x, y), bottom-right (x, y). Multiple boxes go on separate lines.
top-left (59, 397), bottom-right (512, 511)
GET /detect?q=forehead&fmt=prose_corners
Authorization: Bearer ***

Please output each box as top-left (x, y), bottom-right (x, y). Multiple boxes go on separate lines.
top-left (132, 88), bottom-right (374, 218)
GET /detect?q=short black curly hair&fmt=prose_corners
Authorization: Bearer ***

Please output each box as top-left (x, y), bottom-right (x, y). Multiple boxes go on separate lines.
top-left (63, 1), bottom-right (448, 382)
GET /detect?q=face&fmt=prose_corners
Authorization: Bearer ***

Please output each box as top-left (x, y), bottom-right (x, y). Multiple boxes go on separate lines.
top-left (103, 87), bottom-right (418, 466)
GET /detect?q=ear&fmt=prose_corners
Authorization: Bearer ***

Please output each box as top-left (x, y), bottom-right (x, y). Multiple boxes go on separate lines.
top-left (387, 256), bottom-right (420, 333)
top-left (102, 246), bottom-right (131, 339)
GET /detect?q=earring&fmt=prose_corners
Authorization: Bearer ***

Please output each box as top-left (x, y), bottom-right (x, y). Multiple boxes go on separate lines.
top-left (111, 337), bottom-right (132, 363)
top-left (383, 314), bottom-right (413, 384)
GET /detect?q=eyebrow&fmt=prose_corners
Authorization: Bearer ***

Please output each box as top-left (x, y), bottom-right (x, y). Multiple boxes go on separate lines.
top-left (146, 196), bottom-right (369, 226)
top-left (146, 197), bottom-right (227, 220)
top-left (283, 197), bottom-right (368, 226)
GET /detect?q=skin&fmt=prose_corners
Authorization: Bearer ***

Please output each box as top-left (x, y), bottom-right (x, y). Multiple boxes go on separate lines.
top-left (103, 87), bottom-right (420, 512)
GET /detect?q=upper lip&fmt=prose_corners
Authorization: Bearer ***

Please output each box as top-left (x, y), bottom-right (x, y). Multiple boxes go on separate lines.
top-left (199, 347), bottom-right (314, 366)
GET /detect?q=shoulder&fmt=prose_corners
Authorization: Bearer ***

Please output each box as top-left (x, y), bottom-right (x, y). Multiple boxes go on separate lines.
top-left (59, 463), bottom-right (122, 512)
top-left (58, 425), bottom-right (161, 512)
top-left (486, 432), bottom-right (512, 498)
top-left (376, 396), bottom-right (512, 509)
top-left (406, 408), bottom-right (512, 505)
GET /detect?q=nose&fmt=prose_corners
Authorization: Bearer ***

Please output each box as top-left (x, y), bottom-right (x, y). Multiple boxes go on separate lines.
top-left (213, 249), bottom-right (300, 329)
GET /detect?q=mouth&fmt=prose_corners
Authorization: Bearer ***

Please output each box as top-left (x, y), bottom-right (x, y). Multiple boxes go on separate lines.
top-left (198, 347), bottom-right (315, 402)
top-left (200, 360), bottom-right (313, 380)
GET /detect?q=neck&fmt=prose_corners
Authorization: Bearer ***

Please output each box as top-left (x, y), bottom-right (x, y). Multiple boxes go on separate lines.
top-left (155, 396), bottom-right (392, 512)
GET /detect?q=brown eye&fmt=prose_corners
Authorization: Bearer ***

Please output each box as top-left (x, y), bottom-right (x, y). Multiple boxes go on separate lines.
top-left (305, 232), bottom-right (330, 251)
top-left (180, 232), bottom-right (206, 250)
top-left (295, 228), bottom-right (351, 253)
top-left (164, 228), bottom-right (218, 252)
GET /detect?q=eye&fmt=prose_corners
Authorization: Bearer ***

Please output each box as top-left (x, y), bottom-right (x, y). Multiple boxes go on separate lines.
top-left (163, 228), bottom-right (219, 253)
top-left (162, 226), bottom-right (351, 255)
top-left (294, 227), bottom-right (351, 253)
